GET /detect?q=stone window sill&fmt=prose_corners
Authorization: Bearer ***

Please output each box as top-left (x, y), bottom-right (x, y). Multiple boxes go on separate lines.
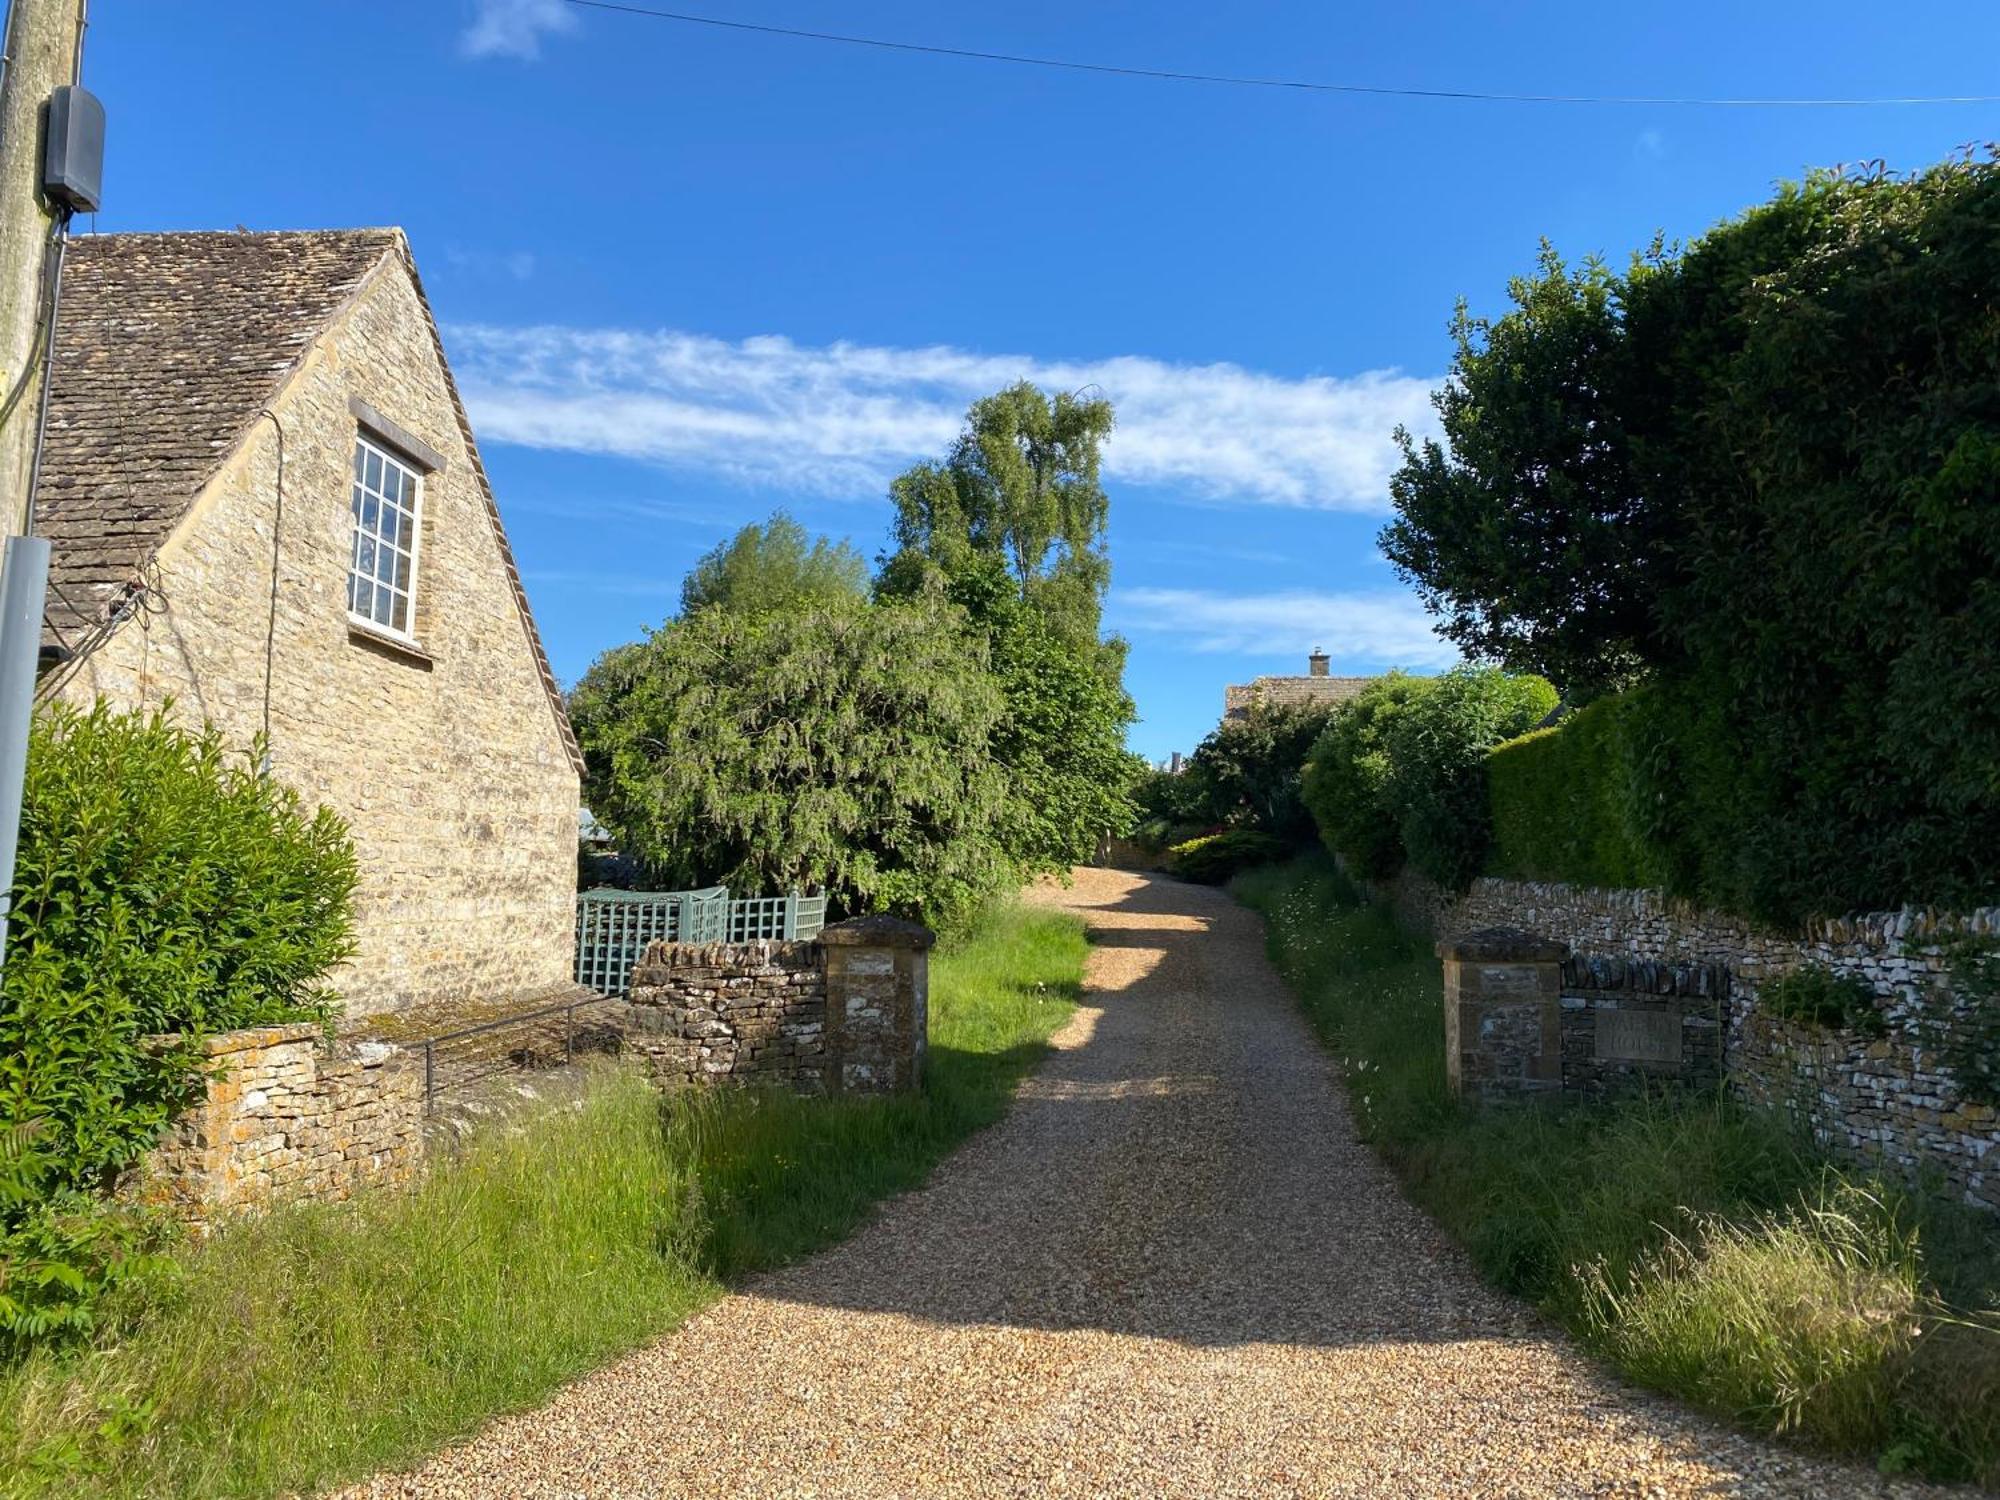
top-left (348, 618), bottom-right (435, 669)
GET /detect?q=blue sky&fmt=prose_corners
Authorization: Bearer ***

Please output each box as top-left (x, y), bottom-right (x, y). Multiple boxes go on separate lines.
top-left (86, 1), bottom-right (2000, 759)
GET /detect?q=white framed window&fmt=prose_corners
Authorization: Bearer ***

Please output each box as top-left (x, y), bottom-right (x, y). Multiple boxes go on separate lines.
top-left (347, 434), bottom-right (424, 640)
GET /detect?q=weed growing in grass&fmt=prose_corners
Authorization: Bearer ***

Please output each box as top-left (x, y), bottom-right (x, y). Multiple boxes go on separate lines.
top-left (1580, 1186), bottom-right (1926, 1451)
top-left (0, 900), bottom-right (1087, 1500)
top-left (1231, 853), bottom-right (2000, 1484)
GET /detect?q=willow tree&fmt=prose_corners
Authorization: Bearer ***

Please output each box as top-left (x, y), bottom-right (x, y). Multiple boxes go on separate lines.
top-left (568, 592), bottom-right (1012, 931)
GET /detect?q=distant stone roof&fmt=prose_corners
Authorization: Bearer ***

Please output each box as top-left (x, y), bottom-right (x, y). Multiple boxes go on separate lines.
top-left (33, 228), bottom-right (579, 771)
top-left (1223, 674), bottom-right (1376, 721)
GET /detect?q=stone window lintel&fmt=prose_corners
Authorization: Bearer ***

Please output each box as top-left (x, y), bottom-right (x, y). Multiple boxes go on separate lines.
top-left (347, 395), bottom-right (447, 474)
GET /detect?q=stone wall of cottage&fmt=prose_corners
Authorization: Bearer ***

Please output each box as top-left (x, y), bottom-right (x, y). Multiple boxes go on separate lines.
top-left (1378, 865), bottom-right (1999, 1210)
top-left (624, 917), bottom-right (931, 1095)
top-left (55, 255), bottom-right (579, 1015)
top-left (134, 1024), bottom-right (423, 1226)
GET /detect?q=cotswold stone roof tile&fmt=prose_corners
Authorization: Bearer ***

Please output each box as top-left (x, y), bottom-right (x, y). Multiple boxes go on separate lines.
top-left (1221, 674), bottom-right (1375, 720)
top-left (37, 229), bottom-right (398, 634)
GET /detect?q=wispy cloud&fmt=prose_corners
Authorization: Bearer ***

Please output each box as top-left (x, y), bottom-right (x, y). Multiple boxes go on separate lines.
top-left (461, 0), bottom-right (575, 60)
top-left (1113, 586), bottom-right (1457, 665)
top-left (443, 246), bottom-right (538, 282)
top-left (447, 324), bottom-right (1440, 511)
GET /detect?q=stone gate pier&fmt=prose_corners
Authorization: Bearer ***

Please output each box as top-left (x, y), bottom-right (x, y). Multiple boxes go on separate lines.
top-left (1440, 927), bottom-right (1725, 1103)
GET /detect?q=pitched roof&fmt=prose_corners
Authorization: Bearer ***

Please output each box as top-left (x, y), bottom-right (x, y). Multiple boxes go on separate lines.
top-left (33, 228), bottom-right (581, 772)
top-left (1223, 674), bottom-right (1376, 720)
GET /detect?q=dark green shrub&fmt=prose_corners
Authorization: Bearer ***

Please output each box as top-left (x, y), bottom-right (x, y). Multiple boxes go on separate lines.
top-left (0, 702), bottom-right (357, 1346)
top-left (1301, 673), bottom-right (1433, 878)
top-left (1130, 766), bottom-right (1208, 833)
top-left (1485, 693), bottom-right (1664, 888)
top-left (1385, 155), bottom-right (2000, 922)
top-left (1180, 704), bottom-right (1337, 844)
top-left (1761, 966), bottom-right (1886, 1038)
top-left (1167, 829), bottom-right (1285, 884)
top-left (1383, 667), bottom-right (1557, 890)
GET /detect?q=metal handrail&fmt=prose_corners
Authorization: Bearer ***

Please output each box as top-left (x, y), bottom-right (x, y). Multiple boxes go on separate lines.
top-left (418, 990), bottom-right (620, 1106)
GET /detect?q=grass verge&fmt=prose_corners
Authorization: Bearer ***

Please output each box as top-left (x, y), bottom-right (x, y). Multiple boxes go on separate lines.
top-left (0, 899), bottom-right (1086, 1499)
top-left (1232, 852), bottom-right (2000, 1485)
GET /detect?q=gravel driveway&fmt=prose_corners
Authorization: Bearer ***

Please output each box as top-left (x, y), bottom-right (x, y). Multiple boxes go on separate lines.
top-left (350, 868), bottom-right (1936, 1498)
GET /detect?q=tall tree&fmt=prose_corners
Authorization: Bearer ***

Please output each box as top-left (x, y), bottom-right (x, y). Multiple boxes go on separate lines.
top-left (878, 383), bottom-right (1136, 872)
top-left (879, 381), bottom-right (1117, 648)
top-left (680, 510), bottom-right (868, 617)
top-left (1380, 246), bottom-right (1669, 701)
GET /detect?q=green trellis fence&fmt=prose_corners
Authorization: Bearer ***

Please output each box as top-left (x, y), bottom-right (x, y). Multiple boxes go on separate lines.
top-left (573, 886), bottom-right (828, 997)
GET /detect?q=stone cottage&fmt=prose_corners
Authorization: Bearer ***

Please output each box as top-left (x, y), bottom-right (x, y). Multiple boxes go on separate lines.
top-left (1222, 649), bottom-right (1376, 721)
top-left (31, 228), bottom-right (581, 1016)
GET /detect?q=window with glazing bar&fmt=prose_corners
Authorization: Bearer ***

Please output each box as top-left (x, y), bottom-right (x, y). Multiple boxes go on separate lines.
top-left (348, 434), bottom-right (423, 638)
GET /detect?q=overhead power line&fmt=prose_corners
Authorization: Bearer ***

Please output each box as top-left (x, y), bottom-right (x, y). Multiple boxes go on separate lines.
top-left (561, 1), bottom-right (2000, 108)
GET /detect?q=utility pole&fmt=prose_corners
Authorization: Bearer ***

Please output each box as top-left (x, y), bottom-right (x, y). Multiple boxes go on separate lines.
top-left (0, 0), bottom-right (85, 535)
top-left (0, 0), bottom-right (90, 973)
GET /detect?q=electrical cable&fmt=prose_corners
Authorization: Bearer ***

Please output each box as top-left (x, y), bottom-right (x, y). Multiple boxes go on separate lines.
top-left (0, 213), bottom-right (60, 436)
top-left (257, 409), bottom-right (284, 764)
top-left (34, 562), bottom-right (164, 703)
top-left (21, 208), bottom-right (67, 535)
top-left (559, 1), bottom-right (2000, 108)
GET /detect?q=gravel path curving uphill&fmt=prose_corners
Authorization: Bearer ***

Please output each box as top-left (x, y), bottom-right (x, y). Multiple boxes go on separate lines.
top-left (349, 868), bottom-right (1939, 1499)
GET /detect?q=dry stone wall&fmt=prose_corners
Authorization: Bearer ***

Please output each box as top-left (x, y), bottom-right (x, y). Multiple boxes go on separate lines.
top-left (625, 939), bottom-right (831, 1089)
top-left (1380, 866), bottom-right (2000, 1210)
top-left (625, 916), bottom-right (931, 1095)
top-left (135, 1023), bottom-right (424, 1227)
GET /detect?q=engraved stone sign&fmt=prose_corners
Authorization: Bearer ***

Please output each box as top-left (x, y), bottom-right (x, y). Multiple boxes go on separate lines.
top-left (1595, 1008), bottom-right (1682, 1065)
top-left (1477, 965), bottom-right (1542, 998)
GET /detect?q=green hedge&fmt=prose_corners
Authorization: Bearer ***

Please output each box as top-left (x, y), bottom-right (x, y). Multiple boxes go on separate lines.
top-left (1386, 158), bottom-right (2000, 923)
top-left (1486, 694), bottom-right (1663, 889)
top-left (1, 703), bottom-right (357, 1348)
top-left (1386, 667), bottom-right (1557, 890)
top-left (1301, 673), bottom-right (1429, 879)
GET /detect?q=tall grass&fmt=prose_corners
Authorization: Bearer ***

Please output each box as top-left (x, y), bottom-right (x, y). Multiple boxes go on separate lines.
top-left (1232, 853), bottom-right (2000, 1485)
top-left (0, 900), bottom-right (1086, 1499)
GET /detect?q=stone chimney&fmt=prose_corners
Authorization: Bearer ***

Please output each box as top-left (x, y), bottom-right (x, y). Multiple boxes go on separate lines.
top-left (1308, 648), bottom-right (1330, 677)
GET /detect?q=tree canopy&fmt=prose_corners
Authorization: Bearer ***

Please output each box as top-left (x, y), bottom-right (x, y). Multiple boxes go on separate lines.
top-left (576, 381), bottom-right (1140, 914)
top-left (878, 382), bottom-right (1136, 872)
top-left (1385, 154), bottom-right (2000, 917)
top-left (680, 511), bottom-right (868, 617)
top-left (1180, 704), bottom-right (1337, 848)
top-left (1381, 247), bottom-right (1663, 701)
top-left (569, 593), bottom-right (1011, 931)
top-left (879, 380), bottom-right (1117, 649)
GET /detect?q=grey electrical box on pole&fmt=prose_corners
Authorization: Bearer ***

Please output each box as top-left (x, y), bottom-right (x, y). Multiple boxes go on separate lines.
top-left (41, 83), bottom-right (102, 213)
top-left (0, 533), bottom-right (47, 965)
